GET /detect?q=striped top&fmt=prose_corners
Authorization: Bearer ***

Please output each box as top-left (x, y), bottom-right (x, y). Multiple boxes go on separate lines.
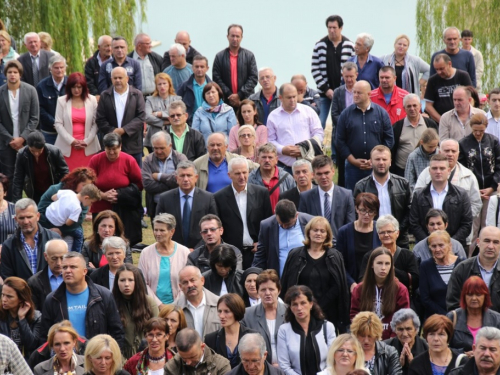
top-left (0, 201), bottom-right (16, 244)
top-left (436, 263), bottom-right (455, 285)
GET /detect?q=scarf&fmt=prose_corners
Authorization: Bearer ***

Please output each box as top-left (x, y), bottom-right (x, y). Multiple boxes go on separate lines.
top-left (52, 352), bottom-right (79, 375)
top-left (388, 53), bottom-right (413, 93)
top-left (202, 99), bottom-right (224, 114)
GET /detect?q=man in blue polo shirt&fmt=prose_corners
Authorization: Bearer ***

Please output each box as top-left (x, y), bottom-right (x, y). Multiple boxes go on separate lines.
top-left (248, 67), bottom-right (281, 124)
top-left (347, 33), bottom-right (384, 89)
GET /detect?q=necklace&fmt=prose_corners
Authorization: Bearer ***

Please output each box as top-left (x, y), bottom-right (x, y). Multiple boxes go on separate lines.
top-left (395, 57), bottom-right (405, 65)
top-left (148, 352), bottom-right (166, 363)
top-left (430, 349), bottom-right (450, 366)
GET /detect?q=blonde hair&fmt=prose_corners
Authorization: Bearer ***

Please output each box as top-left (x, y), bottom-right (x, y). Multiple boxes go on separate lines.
top-left (84, 334), bottom-right (122, 374)
top-left (38, 31), bottom-right (53, 49)
top-left (427, 230), bottom-right (451, 246)
top-left (326, 334), bottom-right (365, 375)
top-left (47, 320), bottom-right (79, 348)
top-left (350, 312), bottom-right (383, 340)
top-left (394, 34), bottom-right (410, 46)
top-left (153, 73), bottom-right (176, 96)
top-left (303, 216), bottom-right (333, 250)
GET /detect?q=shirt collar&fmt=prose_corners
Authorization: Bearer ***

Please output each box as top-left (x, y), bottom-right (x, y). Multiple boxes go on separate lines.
top-left (47, 267), bottom-right (61, 279)
top-left (403, 115), bottom-right (426, 127)
top-left (113, 86), bottom-right (129, 97)
top-left (430, 183), bottom-right (449, 194)
top-left (232, 184), bottom-right (248, 195)
top-left (453, 106), bottom-right (472, 118)
top-left (30, 53), bottom-right (40, 59)
top-left (356, 103), bottom-right (372, 111)
top-left (20, 230), bottom-right (39, 244)
top-left (179, 187), bottom-right (195, 198)
top-left (320, 184), bottom-right (334, 197)
top-left (477, 257), bottom-right (498, 272)
top-left (187, 292), bottom-right (206, 309)
top-left (372, 173), bottom-right (390, 187)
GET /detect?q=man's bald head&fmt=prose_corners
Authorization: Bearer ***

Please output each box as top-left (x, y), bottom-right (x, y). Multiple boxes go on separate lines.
top-left (111, 67), bottom-right (129, 92)
top-left (175, 31), bottom-right (191, 52)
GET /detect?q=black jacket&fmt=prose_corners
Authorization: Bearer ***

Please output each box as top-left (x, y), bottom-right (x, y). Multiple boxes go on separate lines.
top-left (278, 188), bottom-right (301, 209)
top-left (84, 50), bottom-right (101, 95)
top-left (166, 125), bottom-right (206, 161)
top-left (280, 246), bottom-right (350, 333)
top-left (40, 276), bottom-right (124, 347)
top-left (27, 266), bottom-right (52, 311)
top-left (12, 144), bottom-right (69, 202)
top-left (0, 310), bottom-right (42, 358)
top-left (449, 356), bottom-right (487, 375)
top-left (205, 325), bottom-right (257, 368)
top-left (372, 341), bottom-right (402, 375)
top-left (202, 269), bottom-right (244, 298)
top-left (227, 361), bottom-right (285, 375)
top-left (384, 336), bottom-right (428, 375)
top-left (353, 173), bottom-right (411, 248)
top-left (459, 133), bottom-right (500, 190)
top-left (248, 89), bottom-right (281, 124)
top-left (187, 242), bottom-right (243, 274)
top-left (409, 349), bottom-right (463, 375)
top-left (127, 50), bottom-right (163, 76)
top-left (89, 264), bottom-right (112, 289)
top-left (113, 183), bottom-right (143, 247)
top-left (176, 73), bottom-right (212, 123)
top-left (81, 241), bottom-right (133, 275)
top-left (161, 45), bottom-right (201, 71)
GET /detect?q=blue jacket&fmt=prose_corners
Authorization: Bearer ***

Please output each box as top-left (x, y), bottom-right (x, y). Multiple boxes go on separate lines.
top-left (97, 56), bottom-right (142, 94)
top-left (176, 73), bottom-right (212, 124)
top-left (192, 103), bottom-right (237, 144)
top-left (36, 75), bottom-right (67, 132)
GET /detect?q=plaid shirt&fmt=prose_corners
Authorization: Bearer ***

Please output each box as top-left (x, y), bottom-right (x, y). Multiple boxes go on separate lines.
top-left (405, 145), bottom-right (438, 195)
top-left (20, 231), bottom-right (39, 274)
top-left (0, 334), bottom-right (33, 373)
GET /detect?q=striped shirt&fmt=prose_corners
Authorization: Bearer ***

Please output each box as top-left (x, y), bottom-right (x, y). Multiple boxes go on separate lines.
top-left (20, 231), bottom-right (39, 274)
top-left (0, 202), bottom-right (16, 244)
top-left (436, 263), bottom-right (455, 285)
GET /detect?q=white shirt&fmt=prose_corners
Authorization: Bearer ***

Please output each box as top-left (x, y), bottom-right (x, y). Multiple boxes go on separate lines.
top-left (109, 271), bottom-right (115, 291)
top-left (267, 319), bottom-right (277, 363)
top-left (8, 89), bottom-right (20, 138)
top-left (220, 280), bottom-right (228, 296)
top-left (318, 184), bottom-right (334, 218)
top-left (233, 184), bottom-right (253, 246)
top-left (187, 292), bottom-right (206, 337)
top-left (248, 297), bottom-right (261, 306)
top-left (148, 369), bottom-right (164, 375)
top-left (486, 111), bottom-right (500, 139)
top-left (373, 174), bottom-right (391, 216)
top-left (113, 86), bottom-right (129, 128)
top-left (430, 183), bottom-right (449, 210)
top-left (45, 190), bottom-right (82, 227)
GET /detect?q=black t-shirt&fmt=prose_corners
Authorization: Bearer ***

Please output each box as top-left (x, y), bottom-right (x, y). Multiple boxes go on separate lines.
top-left (327, 41), bottom-right (343, 91)
top-left (424, 69), bottom-right (472, 115)
top-left (354, 230), bottom-right (374, 280)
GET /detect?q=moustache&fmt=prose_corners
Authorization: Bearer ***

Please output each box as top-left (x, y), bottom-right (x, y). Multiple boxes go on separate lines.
top-left (480, 357), bottom-right (494, 363)
top-left (187, 286), bottom-right (197, 293)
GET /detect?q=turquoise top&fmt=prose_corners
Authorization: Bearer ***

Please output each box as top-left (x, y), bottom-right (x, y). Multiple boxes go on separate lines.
top-left (156, 243), bottom-right (177, 304)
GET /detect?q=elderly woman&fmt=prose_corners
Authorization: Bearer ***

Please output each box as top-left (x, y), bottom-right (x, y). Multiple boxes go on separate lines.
top-left (89, 236), bottom-right (127, 289)
top-left (232, 125), bottom-right (259, 161)
top-left (350, 312), bottom-right (401, 375)
top-left (88, 133), bottom-right (143, 247)
top-left (229, 333), bottom-right (282, 375)
top-left (138, 213), bottom-right (190, 306)
top-left (0, 174), bottom-right (16, 246)
top-left (83, 334), bottom-right (129, 375)
top-left (384, 309), bottom-right (428, 375)
top-left (337, 193), bottom-right (381, 288)
top-left (281, 216), bottom-right (350, 332)
top-left (33, 322), bottom-right (85, 375)
top-left (241, 267), bottom-right (262, 307)
top-left (0, 30), bottom-right (18, 63)
top-left (54, 72), bottom-right (100, 170)
top-left (229, 99), bottom-right (268, 151)
top-left (380, 34), bottom-right (430, 94)
top-left (277, 285), bottom-right (336, 375)
top-left (420, 230), bottom-right (463, 319)
top-left (192, 82), bottom-right (237, 144)
top-left (159, 305), bottom-right (187, 352)
top-left (203, 244), bottom-right (244, 297)
top-left (446, 276), bottom-right (500, 356)
top-left (318, 334), bottom-right (367, 375)
top-left (144, 73), bottom-right (181, 153)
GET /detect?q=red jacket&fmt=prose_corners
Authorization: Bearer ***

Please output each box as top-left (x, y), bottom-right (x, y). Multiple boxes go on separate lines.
top-left (370, 85), bottom-right (409, 124)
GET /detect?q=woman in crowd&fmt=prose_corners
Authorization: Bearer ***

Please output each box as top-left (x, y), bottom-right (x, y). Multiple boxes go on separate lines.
top-left (336, 193), bottom-right (381, 287)
top-left (89, 236), bottom-right (127, 289)
top-left (277, 285), bottom-right (336, 375)
top-left (446, 276), bottom-right (500, 355)
top-left (202, 244), bottom-right (244, 297)
top-left (0, 174), bottom-right (16, 245)
top-left (0, 277), bottom-right (42, 358)
top-left (82, 210), bottom-right (132, 273)
top-left (380, 34), bottom-right (430, 94)
top-left (158, 305), bottom-right (187, 352)
top-left (0, 30), bottom-right (18, 63)
top-left (192, 82), bottom-right (237, 144)
top-left (405, 128), bottom-right (440, 194)
top-left (138, 213), bottom-right (190, 306)
top-left (124, 317), bottom-right (175, 375)
top-left (420, 230), bottom-right (463, 319)
top-left (144, 73), bottom-right (181, 153)
top-left (231, 125), bottom-right (259, 161)
top-left (205, 294), bottom-right (256, 368)
top-left (241, 267), bottom-right (262, 307)
top-left (350, 312), bottom-right (401, 375)
top-left (88, 133), bottom-right (143, 247)
top-left (384, 309), bottom-right (428, 375)
top-left (33, 323), bottom-right (85, 375)
top-left (54, 72), bottom-right (100, 171)
top-left (408, 315), bottom-right (464, 375)
top-left (351, 247), bottom-right (410, 339)
top-left (83, 334), bottom-right (129, 375)
top-left (281, 216), bottom-right (350, 332)
top-left (465, 86), bottom-right (481, 108)
top-left (317, 334), bottom-right (367, 375)
top-left (229, 99), bottom-right (268, 150)
top-left (112, 264), bottom-right (159, 358)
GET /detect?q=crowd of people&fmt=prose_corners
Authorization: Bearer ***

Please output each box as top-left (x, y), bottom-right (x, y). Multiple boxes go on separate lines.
top-left (0, 12), bottom-right (500, 375)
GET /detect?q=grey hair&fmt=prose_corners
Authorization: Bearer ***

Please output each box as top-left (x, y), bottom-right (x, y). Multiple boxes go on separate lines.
top-left (179, 265), bottom-right (203, 279)
top-left (103, 132), bottom-right (121, 148)
top-left (97, 35), bottom-right (112, 46)
top-left (153, 213), bottom-right (176, 230)
top-left (342, 61), bottom-right (358, 73)
top-left (357, 33), bottom-right (375, 50)
top-left (375, 214), bottom-right (400, 232)
top-left (175, 328), bottom-right (201, 352)
top-left (102, 236), bottom-right (127, 255)
top-left (24, 32), bottom-right (39, 44)
top-left (133, 33), bottom-right (149, 47)
top-left (476, 327), bottom-right (500, 345)
top-left (228, 157), bottom-right (249, 173)
top-left (258, 67), bottom-right (274, 75)
top-left (238, 333), bottom-right (267, 357)
top-left (49, 54), bottom-right (67, 69)
top-left (443, 26), bottom-right (461, 39)
top-left (170, 43), bottom-right (186, 56)
top-left (440, 138), bottom-right (459, 148)
top-left (151, 131), bottom-right (172, 146)
top-left (403, 93), bottom-right (420, 107)
top-left (44, 239), bottom-right (68, 253)
top-left (208, 132), bottom-right (229, 146)
top-left (169, 100), bottom-right (187, 113)
top-left (390, 308), bottom-right (421, 331)
top-left (290, 74), bottom-right (307, 83)
top-left (176, 160), bottom-right (198, 175)
top-left (15, 198), bottom-right (38, 213)
top-left (292, 159), bottom-right (312, 174)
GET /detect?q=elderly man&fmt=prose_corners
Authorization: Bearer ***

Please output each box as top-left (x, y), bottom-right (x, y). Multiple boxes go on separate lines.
top-left (291, 74), bottom-right (320, 114)
top-left (27, 239), bottom-right (68, 310)
top-left (429, 27), bottom-right (476, 87)
top-left (214, 158), bottom-right (273, 268)
top-left (163, 43), bottom-right (193, 91)
top-left (85, 35), bottom-right (112, 98)
top-left (194, 132), bottom-right (258, 192)
top-left (461, 29), bottom-right (484, 92)
top-left (161, 31), bottom-right (202, 71)
top-left (96, 66), bottom-right (146, 167)
top-left (129, 33), bottom-right (163, 97)
top-left (347, 33), bottom-right (384, 89)
top-left (89, 236), bottom-right (127, 289)
top-left (142, 131), bottom-right (187, 218)
top-left (248, 143), bottom-right (295, 211)
top-left (17, 32), bottom-right (54, 87)
top-left (213, 24), bottom-right (258, 107)
top-left (278, 159), bottom-right (314, 209)
top-left (267, 83), bottom-right (324, 173)
top-left (36, 55), bottom-right (67, 144)
top-left (98, 36), bottom-right (142, 93)
top-left (439, 86), bottom-right (486, 141)
top-left (248, 67), bottom-right (280, 124)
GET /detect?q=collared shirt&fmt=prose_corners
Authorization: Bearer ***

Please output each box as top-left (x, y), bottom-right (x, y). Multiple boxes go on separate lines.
top-left (156, 150), bottom-right (175, 182)
top-left (260, 89), bottom-right (277, 124)
top-left (477, 257), bottom-right (498, 288)
top-left (486, 110), bottom-right (500, 140)
top-left (8, 89), bottom-right (20, 138)
top-left (261, 167), bottom-right (280, 212)
top-left (133, 51), bottom-right (155, 94)
top-left (47, 267), bottom-right (63, 292)
top-left (97, 53), bottom-right (106, 66)
top-left (278, 219), bottom-right (305, 276)
top-left (373, 174), bottom-right (391, 216)
top-left (347, 54), bottom-right (385, 89)
top-left (206, 158), bottom-right (231, 193)
top-left (318, 185), bottom-right (334, 218)
top-left (395, 116), bottom-right (427, 169)
top-left (430, 183), bottom-right (449, 210)
top-left (179, 187), bottom-right (195, 219)
top-left (187, 292), bottom-right (206, 336)
top-left (20, 231), bottom-right (39, 274)
top-left (232, 184), bottom-right (253, 246)
top-left (230, 52), bottom-right (238, 94)
top-left (439, 105), bottom-right (485, 141)
top-left (172, 126), bottom-right (189, 152)
top-left (193, 79), bottom-right (206, 112)
top-left (52, 78), bottom-right (64, 92)
top-left (113, 86), bottom-right (129, 128)
top-left (345, 87), bottom-right (354, 108)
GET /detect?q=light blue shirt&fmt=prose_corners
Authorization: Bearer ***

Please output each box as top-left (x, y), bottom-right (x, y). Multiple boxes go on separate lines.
top-left (156, 243), bottom-right (177, 304)
top-left (179, 187), bottom-right (195, 219)
top-left (373, 174), bottom-right (391, 217)
top-left (478, 257), bottom-right (498, 288)
top-left (206, 159), bottom-right (231, 193)
top-left (430, 183), bottom-right (449, 210)
top-left (48, 268), bottom-right (63, 292)
top-left (278, 219), bottom-right (305, 277)
top-left (164, 63), bottom-right (193, 91)
top-left (193, 79), bottom-right (207, 113)
top-left (66, 287), bottom-right (89, 338)
top-left (486, 111), bottom-right (500, 140)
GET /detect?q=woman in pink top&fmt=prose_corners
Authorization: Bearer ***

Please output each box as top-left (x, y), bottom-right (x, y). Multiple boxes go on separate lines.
top-left (229, 99), bottom-right (268, 151)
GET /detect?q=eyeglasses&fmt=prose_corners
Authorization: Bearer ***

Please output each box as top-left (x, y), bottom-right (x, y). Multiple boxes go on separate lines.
top-left (146, 333), bottom-right (165, 340)
top-left (170, 113), bottom-right (183, 118)
top-left (200, 227), bottom-right (221, 234)
top-left (358, 208), bottom-right (375, 216)
top-left (335, 349), bottom-right (356, 355)
top-left (239, 133), bottom-right (253, 138)
top-left (379, 230), bottom-right (397, 236)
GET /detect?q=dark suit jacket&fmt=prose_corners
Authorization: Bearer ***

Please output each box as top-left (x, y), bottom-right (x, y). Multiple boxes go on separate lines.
top-left (253, 212), bottom-right (313, 273)
top-left (27, 266), bottom-right (52, 311)
top-left (298, 186), bottom-right (355, 242)
top-left (331, 84), bottom-right (347, 127)
top-left (156, 187), bottom-right (218, 249)
top-left (214, 184), bottom-right (273, 251)
top-left (278, 188), bottom-right (301, 209)
top-left (18, 50), bottom-right (54, 86)
top-left (89, 264), bottom-right (112, 289)
top-left (95, 85), bottom-right (146, 155)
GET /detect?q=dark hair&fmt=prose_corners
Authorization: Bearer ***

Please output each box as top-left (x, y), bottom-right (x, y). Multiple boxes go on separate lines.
top-left (434, 53), bottom-right (451, 64)
top-left (275, 200), bottom-right (297, 223)
top-left (379, 66), bottom-right (396, 76)
top-left (256, 269), bottom-right (281, 292)
top-left (425, 209), bottom-right (448, 225)
top-left (176, 328), bottom-right (201, 352)
top-left (103, 133), bottom-right (122, 147)
top-left (193, 55), bottom-right (209, 66)
top-left (112, 36), bottom-right (127, 45)
top-left (489, 88), bottom-right (500, 97)
top-left (3, 60), bottom-right (23, 76)
top-left (0, 277), bottom-right (35, 322)
top-left (227, 24), bottom-right (243, 35)
top-left (465, 86), bottom-right (480, 108)
top-left (217, 293), bottom-right (246, 321)
top-left (87, 210), bottom-right (127, 253)
top-left (422, 314), bottom-right (453, 343)
top-left (0, 173), bottom-right (10, 195)
top-left (355, 193), bottom-right (380, 214)
top-left (66, 72), bottom-right (89, 100)
top-left (202, 82), bottom-right (223, 103)
top-left (460, 276), bottom-right (492, 313)
top-left (199, 214), bottom-right (222, 229)
top-left (237, 99), bottom-right (263, 126)
top-left (325, 15), bottom-right (344, 28)
top-left (284, 285), bottom-right (324, 322)
top-left (311, 155), bottom-right (334, 171)
top-left (60, 167), bottom-right (96, 192)
top-left (210, 244), bottom-right (237, 272)
top-left (26, 131), bottom-right (45, 149)
top-left (144, 317), bottom-right (170, 336)
top-left (359, 247), bottom-right (399, 317)
top-left (461, 29), bottom-right (473, 38)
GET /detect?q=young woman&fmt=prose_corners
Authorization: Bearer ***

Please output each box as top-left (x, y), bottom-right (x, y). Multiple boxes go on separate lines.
top-left (158, 305), bottom-right (187, 352)
top-left (228, 99), bottom-right (267, 150)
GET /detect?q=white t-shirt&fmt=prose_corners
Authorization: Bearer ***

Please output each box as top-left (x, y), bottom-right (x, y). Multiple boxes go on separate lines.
top-left (46, 190), bottom-right (82, 227)
top-left (148, 369), bottom-right (164, 375)
top-left (266, 319), bottom-right (277, 363)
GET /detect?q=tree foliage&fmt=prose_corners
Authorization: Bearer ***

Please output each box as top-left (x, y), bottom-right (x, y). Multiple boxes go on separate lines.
top-left (0, 0), bottom-right (147, 72)
top-left (416, 0), bottom-right (500, 92)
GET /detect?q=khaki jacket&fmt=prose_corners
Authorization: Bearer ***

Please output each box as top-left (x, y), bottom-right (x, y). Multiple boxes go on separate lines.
top-left (164, 344), bottom-right (231, 375)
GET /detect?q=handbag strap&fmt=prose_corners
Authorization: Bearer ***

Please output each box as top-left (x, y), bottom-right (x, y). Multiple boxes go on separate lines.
top-left (269, 174), bottom-right (289, 196)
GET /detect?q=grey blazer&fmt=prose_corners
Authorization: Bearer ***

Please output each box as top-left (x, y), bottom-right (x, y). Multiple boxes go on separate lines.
top-left (18, 50), bottom-right (54, 86)
top-left (0, 82), bottom-right (39, 149)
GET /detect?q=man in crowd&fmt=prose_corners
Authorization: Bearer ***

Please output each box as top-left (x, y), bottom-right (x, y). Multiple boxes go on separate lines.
top-left (156, 160), bottom-right (217, 250)
top-left (461, 29), bottom-right (484, 92)
top-left (291, 74), bottom-right (320, 114)
top-left (231, 333), bottom-right (285, 375)
top-left (278, 159), bottom-right (314, 209)
top-left (163, 43), bottom-right (193, 91)
top-left (85, 35), bottom-right (112, 98)
top-left (129, 33), bottom-right (163, 97)
top-left (249, 67), bottom-right (280, 124)
top-left (18, 32), bottom-right (54, 87)
top-left (369, 66), bottom-right (408, 124)
top-left (487, 88), bottom-right (500, 139)
top-left (161, 31), bottom-right (201, 71)
top-left (311, 14), bottom-right (355, 128)
top-left (213, 24), bottom-right (258, 108)
top-left (347, 33), bottom-right (384, 89)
